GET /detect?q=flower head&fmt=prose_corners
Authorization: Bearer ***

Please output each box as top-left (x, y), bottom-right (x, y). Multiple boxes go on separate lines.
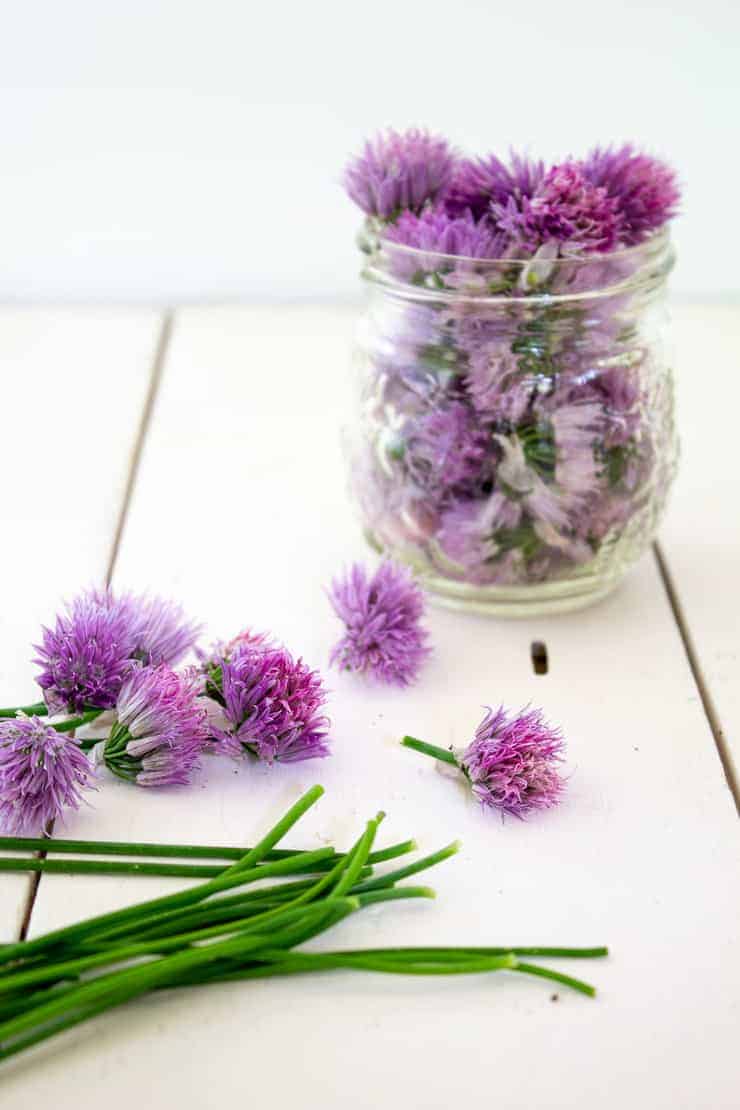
top-left (583, 144), bottom-right (679, 245)
top-left (459, 706), bottom-right (565, 817)
top-left (34, 588), bottom-right (201, 714)
top-left (384, 207), bottom-right (507, 259)
top-left (198, 627), bottom-right (274, 672)
top-left (104, 665), bottom-right (209, 787)
top-left (404, 402), bottom-right (490, 496)
top-left (444, 151), bottom-right (545, 220)
top-left (0, 716), bottom-right (94, 833)
top-left (210, 645), bottom-right (330, 764)
top-left (494, 162), bottom-right (620, 255)
top-left (435, 492), bottom-right (521, 583)
top-left (329, 562), bottom-right (430, 687)
top-left (343, 128), bottom-right (456, 219)
top-left (123, 593), bottom-right (202, 668)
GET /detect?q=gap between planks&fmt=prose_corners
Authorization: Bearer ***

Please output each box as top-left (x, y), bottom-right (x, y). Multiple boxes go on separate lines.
top-left (653, 540), bottom-right (740, 813)
top-left (17, 309), bottom-right (175, 941)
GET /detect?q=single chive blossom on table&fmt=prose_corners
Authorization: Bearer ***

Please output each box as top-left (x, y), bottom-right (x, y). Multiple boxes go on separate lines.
top-left (327, 561), bottom-right (431, 686)
top-left (402, 705), bottom-right (566, 817)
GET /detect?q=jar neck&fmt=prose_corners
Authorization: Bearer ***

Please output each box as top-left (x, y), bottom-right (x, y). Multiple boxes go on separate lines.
top-left (360, 226), bottom-right (674, 309)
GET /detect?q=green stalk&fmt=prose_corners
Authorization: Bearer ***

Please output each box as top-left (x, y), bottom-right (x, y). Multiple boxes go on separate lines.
top-left (184, 950), bottom-right (596, 997)
top-left (401, 736), bottom-right (459, 766)
top-left (355, 886), bottom-right (435, 907)
top-left (0, 834), bottom-right (415, 868)
top-left (186, 948), bottom-right (519, 983)
top-left (0, 898), bottom-right (363, 997)
top-left (0, 847), bottom-right (333, 970)
top-left (220, 785), bottom-right (325, 877)
top-left (334, 944), bottom-right (608, 960)
top-left (139, 813), bottom-right (379, 975)
top-left (52, 709), bottom-right (104, 735)
top-left (0, 858), bottom-right (232, 880)
top-left (352, 841), bottom-right (460, 893)
top-left (0, 702), bottom-right (48, 719)
top-left (0, 851), bottom-right (362, 881)
top-left (0, 994), bottom-right (136, 1064)
top-left (0, 901), bottom-right (356, 1050)
top-left (332, 813), bottom-right (383, 897)
top-left (512, 961), bottom-right (597, 998)
top-left (78, 876), bottom-right (368, 948)
top-left (0, 786), bottom-right (327, 966)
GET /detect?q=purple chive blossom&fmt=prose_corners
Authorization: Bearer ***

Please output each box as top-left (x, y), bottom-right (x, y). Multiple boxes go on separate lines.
top-left (34, 589), bottom-right (201, 714)
top-left (328, 561), bottom-right (430, 687)
top-left (212, 645), bottom-right (330, 764)
top-left (435, 492), bottom-right (522, 582)
top-left (444, 151), bottom-right (545, 220)
top-left (494, 162), bottom-right (620, 255)
top-left (464, 342), bottom-right (534, 423)
top-left (384, 207), bottom-right (508, 259)
top-left (583, 144), bottom-right (680, 245)
top-left (551, 400), bottom-right (603, 499)
top-left (0, 716), bottom-right (94, 834)
top-left (34, 593), bottom-right (138, 715)
top-left (459, 706), bottom-right (565, 817)
top-left (197, 627), bottom-right (274, 670)
top-left (104, 665), bottom-right (209, 787)
top-left (405, 402), bottom-right (490, 496)
top-left (123, 594), bottom-right (202, 667)
top-left (343, 129), bottom-right (456, 219)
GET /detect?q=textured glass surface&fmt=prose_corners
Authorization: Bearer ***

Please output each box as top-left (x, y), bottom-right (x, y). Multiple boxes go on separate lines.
top-left (346, 233), bottom-right (678, 615)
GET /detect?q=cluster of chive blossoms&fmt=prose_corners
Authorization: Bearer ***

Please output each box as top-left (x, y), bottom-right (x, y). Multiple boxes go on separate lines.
top-left (343, 130), bottom-right (680, 589)
top-left (0, 588), bottom-right (331, 833)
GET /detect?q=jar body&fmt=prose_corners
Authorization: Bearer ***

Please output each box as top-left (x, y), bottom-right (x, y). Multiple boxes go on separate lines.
top-left (346, 234), bottom-right (678, 615)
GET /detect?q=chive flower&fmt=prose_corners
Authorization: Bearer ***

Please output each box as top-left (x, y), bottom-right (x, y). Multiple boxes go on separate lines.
top-left (343, 128), bottom-right (456, 219)
top-left (583, 144), bottom-right (680, 245)
top-left (384, 207), bottom-right (508, 259)
top-left (403, 706), bottom-right (565, 817)
top-left (103, 665), bottom-right (209, 787)
top-left (443, 150), bottom-right (545, 220)
top-left (494, 162), bottom-right (621, 255)
top-left (34, 588), bottom-right (201, 714)
top-left (208, 644), bottom-right (330, 764)
top-left (0, 715), bottom-right (94, 833)
top-left (328, 561), bottom-right (430, 687)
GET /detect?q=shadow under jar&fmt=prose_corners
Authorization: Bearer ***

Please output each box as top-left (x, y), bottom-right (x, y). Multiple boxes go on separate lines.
top-left (346, 228), bottom-right (678, 617)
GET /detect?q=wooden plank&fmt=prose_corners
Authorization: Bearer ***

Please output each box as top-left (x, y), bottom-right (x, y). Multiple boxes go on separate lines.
top-left (658, 302), bottom-right (740, 793)
top-left (0, 308), bottom-right (162, 941)
top-left (16, 306), bottom-right (740, 1109)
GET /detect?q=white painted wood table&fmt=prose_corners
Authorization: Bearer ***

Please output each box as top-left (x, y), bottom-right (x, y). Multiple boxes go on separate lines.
top-left (0, 303), bottom-right (738, 1109)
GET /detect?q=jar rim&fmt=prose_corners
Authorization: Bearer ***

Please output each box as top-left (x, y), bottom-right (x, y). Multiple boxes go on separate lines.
top-left (363, 223), bottom-right (670, 267)
top-left (361, 225), bottom-right (674, 305)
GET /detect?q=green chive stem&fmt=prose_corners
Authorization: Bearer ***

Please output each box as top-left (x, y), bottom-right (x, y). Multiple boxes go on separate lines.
top-left (52, 709), bottom-right (104, 735)
top-left (401, 736), bottom-right (459, 766)
top-left (0, 702), bottom-right (48, 719)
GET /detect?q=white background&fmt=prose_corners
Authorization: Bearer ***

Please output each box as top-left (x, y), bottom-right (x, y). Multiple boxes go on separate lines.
top-left (0, 0), bottom-right (737, 302)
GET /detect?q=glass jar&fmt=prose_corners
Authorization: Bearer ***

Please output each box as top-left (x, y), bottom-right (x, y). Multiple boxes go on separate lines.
top-left (346, 228), bottom-right (677, 616)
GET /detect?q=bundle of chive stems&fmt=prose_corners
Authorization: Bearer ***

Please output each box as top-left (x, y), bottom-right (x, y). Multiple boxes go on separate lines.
top-left (0, 787), bottom-right (607, 1064)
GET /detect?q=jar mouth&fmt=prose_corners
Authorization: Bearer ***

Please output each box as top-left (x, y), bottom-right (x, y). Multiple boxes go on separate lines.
top-left (361, 224), bottom-right (674, 304)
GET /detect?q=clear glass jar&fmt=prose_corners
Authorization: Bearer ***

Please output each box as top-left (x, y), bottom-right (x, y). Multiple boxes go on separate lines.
top-left (346, 228), bottom-right (677, 616)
